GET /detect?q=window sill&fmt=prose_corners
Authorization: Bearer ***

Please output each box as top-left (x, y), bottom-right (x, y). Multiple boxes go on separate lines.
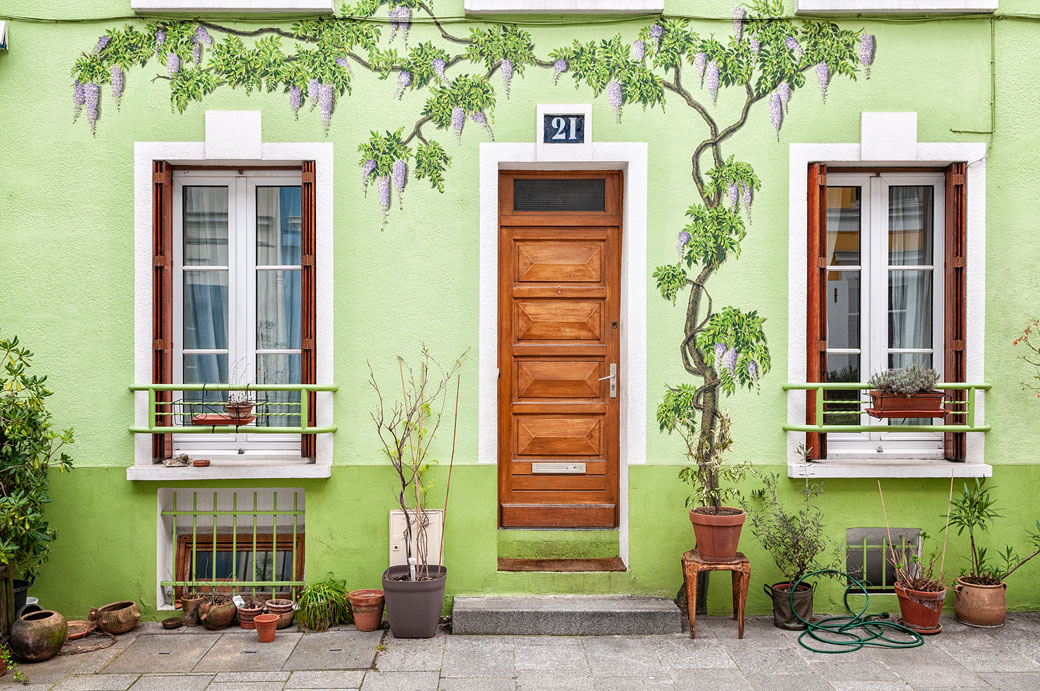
top-left (131, 0), bottom-right (335, 12)
top-left (795, 0), bottom-right (996, 13)
top-left (788, 458), bottom-right (991, 479)
top-left (464, 0), bottom-right (663, 14)
top-left (127, 459), bottom-right (330, 481)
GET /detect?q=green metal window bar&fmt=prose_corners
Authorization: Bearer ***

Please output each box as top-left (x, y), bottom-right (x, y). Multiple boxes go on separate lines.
top-left (782, 382), bottom-right (991, 434)
top-left (845, 529), bottom-right (921, 593)
top-left (129, 383), bottom-right (338, 434)
top-left (161, 490), bottom-right (304, 600)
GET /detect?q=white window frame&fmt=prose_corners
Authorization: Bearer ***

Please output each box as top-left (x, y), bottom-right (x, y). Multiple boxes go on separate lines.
top-left (172, 169), bottom-right (304, 460)
top-left (824, 171), bottom-right (946, 459)
top-left (132, 112), bottom-right (334, 481)
top-left (132, 0), bottom-right (335, 13)
top-left (465, 0), bottom-right (663, 14)
top-left (795, 0), bottom-right (996, 13)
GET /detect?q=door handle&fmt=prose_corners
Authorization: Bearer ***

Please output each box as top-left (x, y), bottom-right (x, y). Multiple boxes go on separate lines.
top-left (598, 363), bottom-right (617, 398)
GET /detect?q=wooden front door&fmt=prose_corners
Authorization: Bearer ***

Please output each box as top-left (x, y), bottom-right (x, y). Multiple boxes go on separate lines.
top-left (498, 170), bottom-right (622, 528)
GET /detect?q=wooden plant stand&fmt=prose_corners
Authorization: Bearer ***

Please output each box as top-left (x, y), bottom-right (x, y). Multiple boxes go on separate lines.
top-left (681, 549), bottom-right (750, 639)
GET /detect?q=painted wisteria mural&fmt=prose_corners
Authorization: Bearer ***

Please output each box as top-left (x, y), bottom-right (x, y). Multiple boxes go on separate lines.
top-left (70, 0), bottom-right (876, 475)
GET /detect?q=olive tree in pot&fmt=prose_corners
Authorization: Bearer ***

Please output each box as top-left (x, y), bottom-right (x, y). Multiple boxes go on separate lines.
top-left (948, 479), bottom-right (1040, 628)
top-left (0, 334), bottom-right (73, 637)
top-left (370, 348), bottom-right (464, 639)
top-left (744, 451), bottom-right (837, 630)
top-left (660, 391), bottom-right (751, 563)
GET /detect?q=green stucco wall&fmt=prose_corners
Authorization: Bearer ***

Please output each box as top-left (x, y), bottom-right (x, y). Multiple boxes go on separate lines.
top-left (2, 0), bottom-right (1040, 619)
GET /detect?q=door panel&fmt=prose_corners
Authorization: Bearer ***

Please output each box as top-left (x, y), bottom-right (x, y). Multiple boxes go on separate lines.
top-left (498, 170), bottom-right (622, 528)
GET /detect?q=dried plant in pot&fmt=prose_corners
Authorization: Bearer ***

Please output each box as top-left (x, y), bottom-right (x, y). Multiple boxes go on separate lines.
top-left (660, 395), bottom-right (751, 563)
top-left (948, 479), bottom-right (1040, 628)
top-left (370, 348), bottom-right (465, 638)
top-left (744, 451), bottom-right (839, 630)
top-left (866, 364), bottom-right (945, 419)
top-left (235, 597), bottom-right (264, 630)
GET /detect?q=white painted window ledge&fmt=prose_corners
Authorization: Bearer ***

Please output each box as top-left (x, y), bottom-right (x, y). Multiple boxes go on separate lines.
top-left (132, 0), bottom-right (335, 13)
top-left (788, 458), bottom-right (991, 479)
top-left (127, 460), bottom-right (331, 481)
top-left (796, 0), bottom-right (996, 13)
top-left (465, 0), bottom-right (663, 14)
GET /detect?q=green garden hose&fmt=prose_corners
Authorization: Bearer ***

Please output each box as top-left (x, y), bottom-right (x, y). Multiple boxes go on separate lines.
top-left (790, 570), bottom-right (925, 653)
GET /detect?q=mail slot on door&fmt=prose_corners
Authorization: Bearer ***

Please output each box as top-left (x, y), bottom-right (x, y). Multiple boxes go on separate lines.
top-left (531, 462), bottom-right (587, 474)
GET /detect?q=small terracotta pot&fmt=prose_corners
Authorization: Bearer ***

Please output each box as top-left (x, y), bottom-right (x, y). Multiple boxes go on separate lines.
top-left (88, 601), bottom-right (142, 635)
top-left (349, 589), bottom-right (385, 632)
top-left (237, 605), bottom-right (263, 630)
top-left (689, 507), bottom-right (746, 563)
top-left (181, 595), bottom-right (205, 627)
top-left (954, 577), bottom-right (1007, 628)
top-left (199, 600), bottom-right (237, 631)
top-left (894, 582), bottom-right (946, 633)
top-left (10, 610), bottom-right (68, 662)
top-left (255, 613), bottom-right (278, 643)
top-left (265, 599), bottom-right (295, 628)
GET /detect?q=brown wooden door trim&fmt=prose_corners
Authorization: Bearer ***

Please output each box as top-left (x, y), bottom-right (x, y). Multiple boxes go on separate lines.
top-left (497, 170), bottom-right (623, 529)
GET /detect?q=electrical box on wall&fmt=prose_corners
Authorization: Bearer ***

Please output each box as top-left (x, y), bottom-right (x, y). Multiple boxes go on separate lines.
top-left (0, 22), bottom-right (8, 51)
top-left (389, 510), bottom-right (444, 567)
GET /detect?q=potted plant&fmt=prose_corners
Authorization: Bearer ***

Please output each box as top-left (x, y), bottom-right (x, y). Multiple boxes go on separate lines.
top-left (224, 389), bottom-right (255, 421)
top-left (198, 593), bottom-right (236, 630)
top-left (660, 391), bottom-right (751, 562)
top-left (948, 479), bottom-right (1040, 628)
top-left (370, 348), bottom-right (464, 638)
top-left (745, 447), bottom-right (837, 630)
top-left (264, 597), bottom-right (295, 629)
top-left (0, 333), bottom-right (74, 638)
top-left (0, 641), bottom-right (25, 684)
top-left (348, 589), bottom-right (385, 632)
top-left (866, 364), bottom-right (945, 419)
top-left (296, 577), bottom-right (351, 632)
top-left (879, 480), bottom-right (952, 634)
top-left (235, 597), bottom-right (263, 629)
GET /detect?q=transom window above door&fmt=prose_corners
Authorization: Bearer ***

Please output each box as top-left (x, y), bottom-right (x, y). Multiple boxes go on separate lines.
top-left (173, 169), bottom-right (303, 458)
top-left (823, 172), bottom-right (945, 458)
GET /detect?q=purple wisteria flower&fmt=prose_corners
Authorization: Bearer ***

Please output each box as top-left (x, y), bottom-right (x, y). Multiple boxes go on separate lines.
top-left (631, 39), bottom-right (645, 62)
top-left (376, 175), bottom-right (391, 228)
top-left (778, 81), bottom-right (791, 113)
top-left (94, 35), bottom-right (110, 54)
top-left (552, 59), bottom-right (568, 85)
top-left (84, 82), bottom-right (100, 136)
top-left (768, 91), bottom-right (783, 140)
top-left (705, 60), bottom-right (720, 104)
top-left (289, 85), bottom-right (302, 120)
top-left (732, 7), bottom-right (746, 42)
top-left (747, 359), bottom-right (758, 381)
top-left (749, 34), bottom-right (760, 55)
top-left (335, 56), bottom-right (351, 72)
top-left (816, 62), bottom-right (831, 102)
top-left (714, 343), bottom-right (727, 365)
top-left (73, 80), bottom-right (86, 123)
top-left (433, 57), bottom-right (446, 82)
top-left (392, 159), bottom-right (407, 209)
top-left (722, 347), bottom-right (738, 374)
top-left (785, 36), bottom-right (803, 60)
top-left (677, 230), bottom-right (691, 251)
top-left (318, 83), bottom-right (334, 134)
top-left (394, 70), bottom-right (411, 100)
top-left (110, 65), bottom-right (124, 110)
top-left (728, 182), bottom-right (739, 211)
top-left (649, 24), bottom-right (663, 51)
top-left (167, 52), bottom-right (181, 76)
top-left (361, 159), bottom-right (377, 196)
top-left (693, 52), bottom-right (707, 87)
top-left (500, 59), bottom-right (514, 98)
top-left (155, 29), bottom-right (166, 55)
top-left (859, 34), bottom-right (876, 79)
top-left (451, 106), bottom-right (465, 143)
top-left (308, 78), bottom-right (320, 110)
top-left (472, 111), bottom-right (494, 141)
top-left (607, 79), bottom-right (623, 122)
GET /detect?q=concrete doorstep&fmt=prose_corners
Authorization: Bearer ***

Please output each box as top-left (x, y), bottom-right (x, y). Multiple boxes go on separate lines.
top-left (451, 596), bottom-right (683, 635)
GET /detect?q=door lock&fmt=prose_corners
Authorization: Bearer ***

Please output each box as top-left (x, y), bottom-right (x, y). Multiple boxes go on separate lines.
top-left (598, 363), bottom-right (617, 398)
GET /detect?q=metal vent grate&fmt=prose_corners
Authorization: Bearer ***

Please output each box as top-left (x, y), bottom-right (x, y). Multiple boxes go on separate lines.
top-left (845, 527), bottom-right (921, 593)
top-left (513, 178), bottom-right (605, 212)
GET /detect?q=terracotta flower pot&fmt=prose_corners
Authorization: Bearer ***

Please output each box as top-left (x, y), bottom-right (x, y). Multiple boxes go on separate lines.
top-left (894, 582), bottom-right (946, 634)
top-left (954, 577), bottom-right (1007, 628)
top-left (866, 390), bottom-right (946, 419)
top-left (689, 507), bottom-right (745, 563)
top-left (255, 613), bottom-right (278, 643)
top-left (199, 600), bottom-right (237, 631)
top-left (180, 594), bottom-right (205, 627)
top-left (265, 599), bottom-right (295, 629)
top-left (348, 589), bottom-right (385, 632)
top-left (88, 601), bottom-right (141, 635)
top-left (237, 604), bottom-right (263, 630)
top-left (10, 610), bottom-right (68, 662)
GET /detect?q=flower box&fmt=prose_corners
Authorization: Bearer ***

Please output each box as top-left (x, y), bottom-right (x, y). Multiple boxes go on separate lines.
top-left (866, 390), bottom-right (946, 419)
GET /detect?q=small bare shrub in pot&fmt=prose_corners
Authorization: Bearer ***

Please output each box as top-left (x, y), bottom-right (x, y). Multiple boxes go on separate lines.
top-left (745, 447), bottom-right (837, 630)
top-left (948, 479), bottom-right (1040, 628)
top-left (866, 364), bottom-right (944, 419)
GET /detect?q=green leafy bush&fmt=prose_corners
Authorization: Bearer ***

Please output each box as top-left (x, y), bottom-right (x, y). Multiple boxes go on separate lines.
top-left (948, 479), bottom-right (1040, 585)
top-left (0, 334), bottom-right (73, 580)
top-left (296, 577), bottom-right (352, 632)
top-left (867, 364), bottom-right (939, 395)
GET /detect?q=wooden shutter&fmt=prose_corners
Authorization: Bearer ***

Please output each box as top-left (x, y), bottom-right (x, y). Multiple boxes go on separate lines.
top-left (944, 162), bottom-right (967, 461)
top-left (301, 161), bottom-right (317, 458)
top-left (152, 161), bottom-right (174, 460)
top-left (806, 163), bottom-right (828, 460)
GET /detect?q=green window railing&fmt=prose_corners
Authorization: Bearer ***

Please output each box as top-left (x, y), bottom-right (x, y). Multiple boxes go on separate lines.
top-left (161, 489), bottom-right (304, 600)
top-left (129, 383), bottom-right (338, 434)
top-left (782, 382), bottom-right (991, 434)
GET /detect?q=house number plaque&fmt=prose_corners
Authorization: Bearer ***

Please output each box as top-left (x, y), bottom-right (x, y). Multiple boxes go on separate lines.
top-left (542, 114), bottom-right (585, 144)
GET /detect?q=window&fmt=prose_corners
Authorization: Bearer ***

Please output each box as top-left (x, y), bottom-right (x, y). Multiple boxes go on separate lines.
top-left (795, 0), bottom-right (996, 13)
top-left (465, 0), bottom-right (663, 13)
top-left (845, 527), bottom-right (921, 593)
top-left (171, 169), bottom-right (305, 459)
top-left (175, 533), bottom-right (305, 600)
top-left (132, 1), bottom-right (335, 13)
top-left (823, 172), bottom-right (945, 458)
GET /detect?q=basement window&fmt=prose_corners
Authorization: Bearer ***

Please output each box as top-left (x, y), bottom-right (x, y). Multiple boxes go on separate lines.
top-left (845, 527), bottom-right (921, 592)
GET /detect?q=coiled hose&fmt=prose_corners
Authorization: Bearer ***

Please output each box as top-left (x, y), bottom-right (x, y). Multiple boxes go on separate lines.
top-left (790, 569), bottom-right (925, 653)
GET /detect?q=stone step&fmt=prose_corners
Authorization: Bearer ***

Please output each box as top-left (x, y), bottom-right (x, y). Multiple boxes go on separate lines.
top-left (451, 595), bottom-right (682, 636)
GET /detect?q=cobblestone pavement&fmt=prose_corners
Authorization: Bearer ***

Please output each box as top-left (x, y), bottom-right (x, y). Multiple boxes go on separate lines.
top-left (5, 614), bottom-right (1040, 690)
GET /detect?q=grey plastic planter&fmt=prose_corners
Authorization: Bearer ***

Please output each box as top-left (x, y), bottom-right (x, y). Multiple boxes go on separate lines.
top-left (382, 564), bottom-right (447, 639)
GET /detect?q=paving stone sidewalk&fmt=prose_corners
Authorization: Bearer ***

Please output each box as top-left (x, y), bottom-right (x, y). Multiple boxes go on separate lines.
top-left (5, 614), bottom-right (1040, 690)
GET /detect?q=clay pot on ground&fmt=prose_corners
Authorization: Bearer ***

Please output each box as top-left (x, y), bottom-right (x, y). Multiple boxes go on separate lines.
top-left (180, 594), bottom-right (205, 627)
top-left (689, 507), bottom-right (746, 563)
top-left (10, 610), bottom-right (68, 662)
top-left (382, 565), bottom-right (447, 639)
top-left (254, 613), bottom-right (278, 643)
top-left (199, 599), bottom-right (237, 631)
top-left (764, 582), bottom-right (814, 630)
top-left (954, 577), bottom-right (1007, 628)
top-left (265, 599), bottom-right (295, 629)
top-left (237, 602), bottom-right (264, 630)
top-left (348, 589), bottom-right (385, 632)
top-left (894, 582), bottom-right (946, 634)
top-left (88, 601), bottom-right (141, 635)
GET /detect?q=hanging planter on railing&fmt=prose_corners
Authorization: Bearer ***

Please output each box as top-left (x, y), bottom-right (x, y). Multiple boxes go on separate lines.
top-left (865, 365), bottom-right (947, 420)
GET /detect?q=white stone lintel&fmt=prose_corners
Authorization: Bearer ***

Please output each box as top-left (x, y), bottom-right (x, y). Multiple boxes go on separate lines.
top-left (205, 110), bottom-right (262, 160)
top-left (861, 112), bottom-right (918, 161)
